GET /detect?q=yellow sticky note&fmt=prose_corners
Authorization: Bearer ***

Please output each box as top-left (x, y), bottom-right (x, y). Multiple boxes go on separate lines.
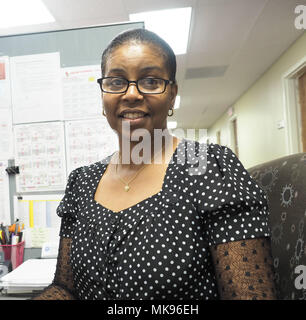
top-left (29, 200), bottom-right (34, 228)
top-left (88, 76), bottom-right (95, 82)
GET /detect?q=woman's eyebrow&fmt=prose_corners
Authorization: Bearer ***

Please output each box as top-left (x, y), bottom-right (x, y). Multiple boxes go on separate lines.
top-left (107, 68), bottom-right (125, 74)
top-left (140, 66), bottom-right (163, 73)
top-left (107, 66), bottom-right (163, 76)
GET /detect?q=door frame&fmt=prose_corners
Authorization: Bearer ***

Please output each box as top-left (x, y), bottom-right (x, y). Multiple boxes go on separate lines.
top-left (228, 115), bottom-right (239, 157)
top-left (283, 55), bottom-right (306, 154)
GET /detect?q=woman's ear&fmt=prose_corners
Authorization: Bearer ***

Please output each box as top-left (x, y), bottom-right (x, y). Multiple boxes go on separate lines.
top-left (170, 83), bottom-right (178, 108)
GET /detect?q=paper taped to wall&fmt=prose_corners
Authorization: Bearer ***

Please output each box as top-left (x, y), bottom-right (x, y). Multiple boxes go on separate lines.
top-left (10, 52), bottom-right (63, 124)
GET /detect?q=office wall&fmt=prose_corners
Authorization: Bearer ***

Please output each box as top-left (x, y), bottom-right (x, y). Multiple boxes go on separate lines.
top-left (207, 32), bottom-right (306, 169)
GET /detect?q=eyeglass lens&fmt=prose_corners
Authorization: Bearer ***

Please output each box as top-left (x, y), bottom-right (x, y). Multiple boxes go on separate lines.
top-left (101, 78), bottom-right (166, 93)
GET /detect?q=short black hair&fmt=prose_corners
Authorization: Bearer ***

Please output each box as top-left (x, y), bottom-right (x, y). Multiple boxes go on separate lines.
top-left (101, 28), bottom-right (176, 81)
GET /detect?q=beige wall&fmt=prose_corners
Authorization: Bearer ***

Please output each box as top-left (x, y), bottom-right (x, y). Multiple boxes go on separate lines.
top-left (207, 32), bottom-right (306, 169)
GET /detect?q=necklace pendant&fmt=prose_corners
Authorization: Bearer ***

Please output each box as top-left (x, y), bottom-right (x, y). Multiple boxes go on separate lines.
top-left (124, 185), bottom-right (130, 192)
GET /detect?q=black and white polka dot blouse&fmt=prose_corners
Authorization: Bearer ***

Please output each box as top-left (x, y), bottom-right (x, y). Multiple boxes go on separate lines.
top-left (57, 139), bottom-right (270, 300)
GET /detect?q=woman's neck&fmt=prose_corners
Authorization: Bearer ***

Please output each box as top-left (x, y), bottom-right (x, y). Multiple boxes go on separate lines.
top-left (115, 132), bottom-right (179, 171)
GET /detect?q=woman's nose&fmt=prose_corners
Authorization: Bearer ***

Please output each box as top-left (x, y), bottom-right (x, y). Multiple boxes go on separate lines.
top-left (123, 83), bottom-right (143, 100)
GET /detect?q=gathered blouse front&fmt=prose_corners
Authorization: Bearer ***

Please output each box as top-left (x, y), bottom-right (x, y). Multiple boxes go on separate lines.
top-left (57, 139), bottom-right (270, 300)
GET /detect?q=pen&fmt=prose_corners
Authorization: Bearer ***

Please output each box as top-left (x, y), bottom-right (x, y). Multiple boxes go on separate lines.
top-left (1, 224), bottom-right (8, 244)
top-left (10, 232), bottom-right (14, 244)
top-left (15, 222), bottom-right (19, 236)
top-left (0, 230), bottom-right (4, 245)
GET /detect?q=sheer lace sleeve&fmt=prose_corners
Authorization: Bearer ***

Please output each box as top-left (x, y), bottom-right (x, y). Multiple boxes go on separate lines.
top-left (31, 237), bottom-right (76, 300)
top-left (31, 168), bottom-right (80, 300)
top-left (210, 237), bottom-right (277, 300)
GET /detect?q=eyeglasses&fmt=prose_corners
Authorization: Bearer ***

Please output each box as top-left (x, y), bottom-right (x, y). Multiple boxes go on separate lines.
top-left (97, 77), bottom-right (175, 94)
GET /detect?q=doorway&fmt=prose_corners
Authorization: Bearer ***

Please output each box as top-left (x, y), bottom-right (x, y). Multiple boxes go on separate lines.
top-left (283, 57), bottom-right (306, 154)
top-left (216, 131), bottom-right (221, 145)
top-left (229, 117), bottom-right (239, 158)
top-left (298, 71), bottom-right (306, 152)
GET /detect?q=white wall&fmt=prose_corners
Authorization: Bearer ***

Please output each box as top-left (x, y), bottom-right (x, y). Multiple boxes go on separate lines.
top-left (208, 32), bottom-right (306, 169)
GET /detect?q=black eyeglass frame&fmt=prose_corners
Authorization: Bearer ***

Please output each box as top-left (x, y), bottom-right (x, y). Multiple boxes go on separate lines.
top-left (97, 77), bottom-right (175, 94)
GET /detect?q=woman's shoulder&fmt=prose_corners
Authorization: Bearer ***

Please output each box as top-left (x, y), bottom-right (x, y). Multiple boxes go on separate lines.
top-left (175, 139), bottom-right (242, 180)
top-left (180, 139), bottom-right (237, 163)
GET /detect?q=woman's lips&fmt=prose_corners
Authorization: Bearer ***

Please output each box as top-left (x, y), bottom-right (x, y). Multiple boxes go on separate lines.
top-left (120, 114), bottom-right (148, 125)
top-left (119, 111), bottom-right (149, 125)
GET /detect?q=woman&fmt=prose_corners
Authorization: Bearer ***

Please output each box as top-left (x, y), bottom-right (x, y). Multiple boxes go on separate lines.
top-left (33, 28), bottom-right (276, 300)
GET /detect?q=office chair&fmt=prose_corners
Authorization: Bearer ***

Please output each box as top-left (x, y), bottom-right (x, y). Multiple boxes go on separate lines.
top-left (248, 152), bottom-right (306, 300)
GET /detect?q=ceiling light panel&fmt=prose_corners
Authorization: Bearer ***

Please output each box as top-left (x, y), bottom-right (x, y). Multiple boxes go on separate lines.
top-left (129, 7), bottom-right (192, 55)
top-left (0, 0), bottom-right (55, 29)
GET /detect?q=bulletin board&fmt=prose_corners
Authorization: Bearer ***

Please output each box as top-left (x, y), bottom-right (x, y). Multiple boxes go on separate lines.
top-left (0, 21), bottom-right (143, 67)
top-left (0, 21), bottom-right (143, 247)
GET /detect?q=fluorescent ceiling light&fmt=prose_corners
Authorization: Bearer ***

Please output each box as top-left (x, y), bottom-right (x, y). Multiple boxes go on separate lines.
top-left (167, 121), bottom-right (177, 129)
top-left (174, 96), bottom-right (180, 109)
top-left (0, 0), bottom-right (55, 29)
top-left (129, 7), bottom-right (192, 55)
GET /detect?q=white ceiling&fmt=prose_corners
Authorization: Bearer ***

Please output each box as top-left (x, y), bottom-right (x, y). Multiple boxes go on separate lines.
top-left (1, 0), bottom-right (305, 129)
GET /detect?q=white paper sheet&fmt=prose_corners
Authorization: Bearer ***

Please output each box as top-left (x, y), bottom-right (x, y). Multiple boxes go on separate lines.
top-left (0, 258), bottom-right (57, 289)
top-left (0, 108), bottom-right (14, 159)
top-left (0, 56), bottom-right (11, 109)
top-left (13, 194), bottom-right (62, 248)
top-left (0, 160), bottom-right (11, 225)
top-left (62, 65), bottom-right (102, 120)
top-left (65, 118), bottom-right (118, 173)
top-left (10, 52), bottom-right (63, 124)
top-left (28, 227), bottom-right (56, 248)
top-left (22, 227), bottom-right (60, 248)
top-left (33, 201), bottom-right (46, 228)
top-left (14, 122), bottom-right (66, 192)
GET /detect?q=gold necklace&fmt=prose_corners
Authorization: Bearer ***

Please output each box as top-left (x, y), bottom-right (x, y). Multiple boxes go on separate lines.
top-left (115, 156), bottom-right (148, 192)
top-left (115, 146), bottom-right (166, 192)
top-left (115, 137), bottom-right (178, 192)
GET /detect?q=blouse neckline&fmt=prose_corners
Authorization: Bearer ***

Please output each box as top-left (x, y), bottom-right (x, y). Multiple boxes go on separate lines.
top-left (92, 138), bottom-right (185, 214)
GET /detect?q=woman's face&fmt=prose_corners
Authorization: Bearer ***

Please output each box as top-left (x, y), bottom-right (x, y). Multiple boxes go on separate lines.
top-left (102, 42), bottom-right (177, 139)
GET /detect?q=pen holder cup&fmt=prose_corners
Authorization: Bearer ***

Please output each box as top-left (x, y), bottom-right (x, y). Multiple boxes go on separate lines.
top-left (0, 241), bottom-right (25, 270)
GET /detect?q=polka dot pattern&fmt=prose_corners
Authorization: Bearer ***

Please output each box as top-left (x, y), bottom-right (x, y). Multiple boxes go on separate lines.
top-left (57, 139), bottom-right (270, 300)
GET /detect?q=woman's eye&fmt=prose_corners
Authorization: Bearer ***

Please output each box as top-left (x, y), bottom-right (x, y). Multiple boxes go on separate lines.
top-left (141, 78), bottom-right (158, 86)
top-left (111, 79), bottom-right (125, 86)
